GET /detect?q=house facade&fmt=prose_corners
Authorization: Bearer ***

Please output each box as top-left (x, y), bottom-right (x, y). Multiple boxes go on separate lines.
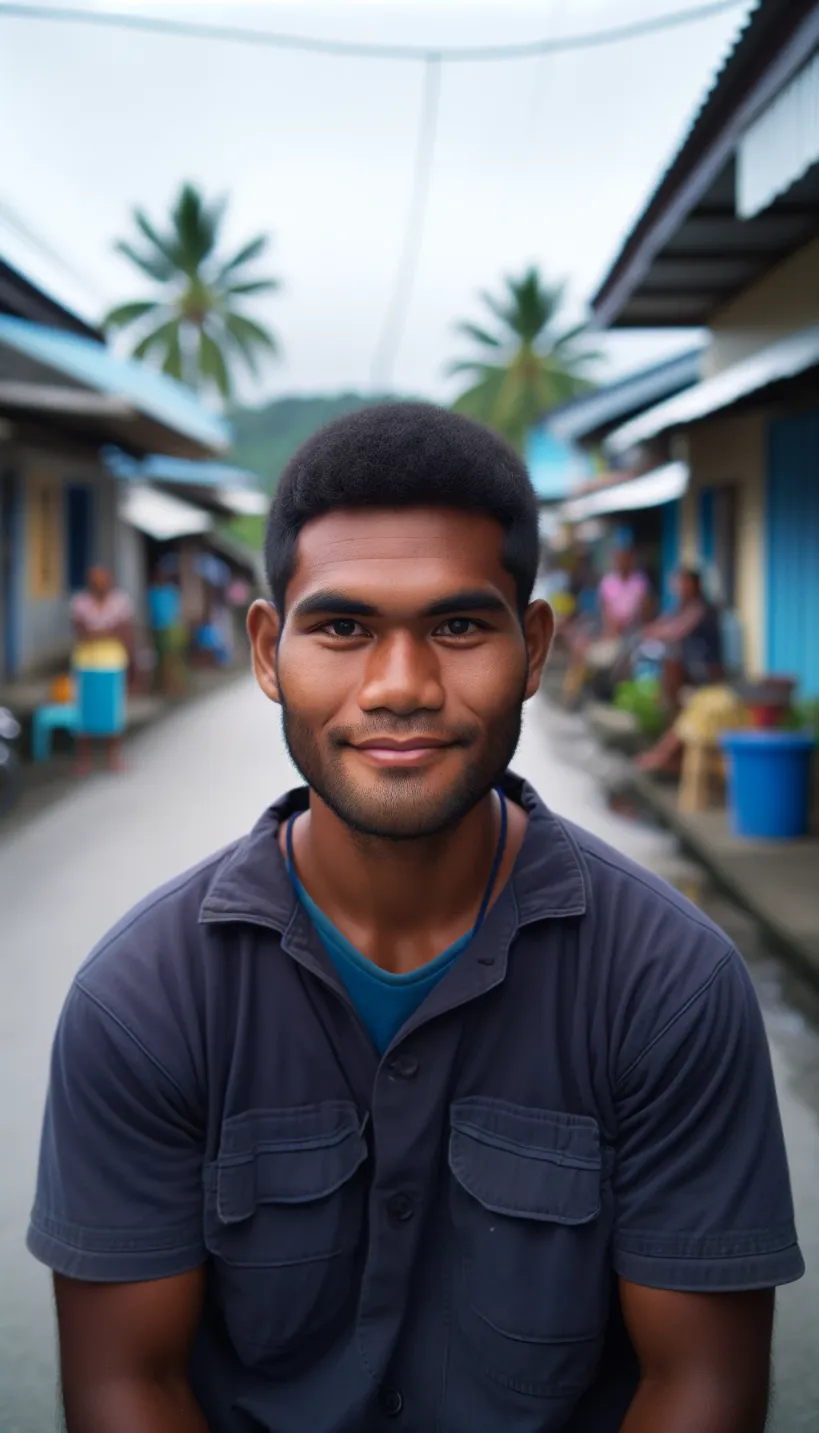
top-left (591, 0), bottom-right (819, 693)
top-left (0, 260), bottom-right (234, 682)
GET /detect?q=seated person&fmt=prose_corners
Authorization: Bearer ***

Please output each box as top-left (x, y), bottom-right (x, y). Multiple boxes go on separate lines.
top-left (639, 567), bottom-right (723, 716)
top-left (563, 547), bottom-right (650, 700)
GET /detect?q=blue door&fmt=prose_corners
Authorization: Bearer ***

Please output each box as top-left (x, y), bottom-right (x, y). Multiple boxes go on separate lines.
top-left (65, 483), bottom-right (95, 593)
top-left (767, 414), bottom-right (819, 696)
top-left (0, 468), bottom-right (20, 679)
top-left (660, 499), bottom-right (680, 611)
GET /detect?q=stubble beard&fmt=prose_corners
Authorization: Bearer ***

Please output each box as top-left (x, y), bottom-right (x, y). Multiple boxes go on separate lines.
top-left (278, 688), bottom-right (526, 842)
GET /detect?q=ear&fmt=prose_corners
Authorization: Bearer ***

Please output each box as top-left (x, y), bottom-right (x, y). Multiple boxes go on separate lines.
top-left (522, 599), bottom-right (554, 700)
top-left (247, 599), bottom-right (282, 705)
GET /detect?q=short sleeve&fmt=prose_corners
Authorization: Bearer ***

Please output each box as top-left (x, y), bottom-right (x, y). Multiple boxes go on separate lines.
top-left (612, 947), bottom-right (804, 1291)
top-left (27, 982), bottom-right (206, 1282)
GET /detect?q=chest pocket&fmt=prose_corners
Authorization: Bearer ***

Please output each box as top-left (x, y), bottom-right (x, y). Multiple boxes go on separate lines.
top-left (448, 1098), bottom-right (611, 1396)
top-left (204, 1102), bottom-right (369, 1367)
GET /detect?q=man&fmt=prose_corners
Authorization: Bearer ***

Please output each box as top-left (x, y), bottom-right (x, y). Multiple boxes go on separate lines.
top-left (30, 405), bottom-right (802, 1433)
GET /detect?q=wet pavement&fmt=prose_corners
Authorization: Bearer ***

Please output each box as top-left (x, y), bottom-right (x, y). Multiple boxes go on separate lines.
top-left (1, 680), bottom-right (817, 1432)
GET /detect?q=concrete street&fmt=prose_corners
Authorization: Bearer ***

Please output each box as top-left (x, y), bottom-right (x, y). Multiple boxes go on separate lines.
top-left (2, 677), bottom-right (817, 1431)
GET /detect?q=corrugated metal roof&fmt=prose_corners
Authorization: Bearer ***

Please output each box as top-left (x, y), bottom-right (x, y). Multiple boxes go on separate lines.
top-left (606, 322), bottom-right (819, 454)
top-left (737, 46), bottom-right (819, 215)
top-left (120, 484), bottom-right (213, 541)
top-left (592, 0), bottom-right (819, 328)
top-left (0, 316), bottom-right (229, 453)
top-left (546, 349), bottom-right (703, 445)
top-left (560, 461), bottom-right (689, 522)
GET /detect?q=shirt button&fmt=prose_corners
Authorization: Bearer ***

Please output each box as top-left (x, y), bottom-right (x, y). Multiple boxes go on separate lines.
top-left (389, 1054), bottom-right (419, 1080)
top-left (379, 1386), bottom-right (403, 1417)
top-left (387, 1192), bottom-right (415, 1223)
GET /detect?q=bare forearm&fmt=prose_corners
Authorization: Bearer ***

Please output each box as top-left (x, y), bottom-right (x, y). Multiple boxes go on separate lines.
top-left (63, 1377), bottom-right (209, 1433)
top-left (621, 1375), bottom-right (768, 1433)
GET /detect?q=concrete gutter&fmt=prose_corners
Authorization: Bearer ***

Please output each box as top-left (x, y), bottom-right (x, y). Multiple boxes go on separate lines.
top-left (628, 768), bottom-right (819, 986)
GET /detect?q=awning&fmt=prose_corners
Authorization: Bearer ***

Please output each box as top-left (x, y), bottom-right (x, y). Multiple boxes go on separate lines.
top-left (103, 448), bottom-right (266, 518)
top-left (120, 484), bottom-right (213, 542)
top-left (0, 317), bottom-right (229, 458)
top-left (560, 461), bottom-right (689, 522)
top-left (607, 325), bottom-right (819, 456)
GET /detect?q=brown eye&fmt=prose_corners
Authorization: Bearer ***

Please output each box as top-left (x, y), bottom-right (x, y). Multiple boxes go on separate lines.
top-left (438, 618), bottom-right (479, 637)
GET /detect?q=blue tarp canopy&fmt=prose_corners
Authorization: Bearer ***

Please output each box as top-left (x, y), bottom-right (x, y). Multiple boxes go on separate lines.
top-left (0, 316), bottom-right (229, 458)
top-left (103, 447), bottom-right (268, 518)
top-left (526, 425), bottom-right (595, 503)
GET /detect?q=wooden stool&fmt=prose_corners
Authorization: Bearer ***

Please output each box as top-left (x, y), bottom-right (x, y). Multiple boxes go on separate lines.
top-left (679, 739), bottom-right (724, 813)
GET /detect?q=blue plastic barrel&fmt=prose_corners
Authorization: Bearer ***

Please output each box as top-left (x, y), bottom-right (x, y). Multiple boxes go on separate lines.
top-left (720, 731), bottom-right (815, 839)
top-left (76, 667), bottom-right (126, 737)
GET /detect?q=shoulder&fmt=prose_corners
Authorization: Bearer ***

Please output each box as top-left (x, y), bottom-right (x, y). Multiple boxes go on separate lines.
top-left (73, 840), bottom-right (243, 1061)
top-left (557, 813), bottom-right (734, 1008)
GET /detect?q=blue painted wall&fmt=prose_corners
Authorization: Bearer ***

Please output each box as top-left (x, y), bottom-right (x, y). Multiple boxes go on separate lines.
top-left (766, 413), bottom-right (819, 696)
top-left (660, 500), bottom-right (680, 611)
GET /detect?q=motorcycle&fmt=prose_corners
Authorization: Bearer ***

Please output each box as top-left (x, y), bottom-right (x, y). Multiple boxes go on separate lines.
top-left (0, 706), bottom-right (22, 817)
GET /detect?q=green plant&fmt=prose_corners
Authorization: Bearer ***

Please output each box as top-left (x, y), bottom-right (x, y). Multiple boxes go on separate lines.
top-left (447, 268), bottom-right (599, 453)
top-left (613, 678), bottom-right (667, 738)
top-left (792, 699), bottom-right (819, 740)
top-left (105, 182), bottom-right (280, 400)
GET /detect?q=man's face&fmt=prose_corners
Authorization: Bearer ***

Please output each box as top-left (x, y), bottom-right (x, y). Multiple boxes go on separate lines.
top-left (615, 548), bottom-right (634, 578)
top-left (249, 507), bottom-right (553, 840)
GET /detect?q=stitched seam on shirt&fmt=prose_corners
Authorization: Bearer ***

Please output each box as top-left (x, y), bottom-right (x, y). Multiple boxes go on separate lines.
top-left (583, 847), bottom-right (732, 942)
top-left (79, 848), bottom-right (234, 977)
top-left (72, 981), bottom-right (191, 1104)
top-left (614, 948), bottom-right (735, 1088)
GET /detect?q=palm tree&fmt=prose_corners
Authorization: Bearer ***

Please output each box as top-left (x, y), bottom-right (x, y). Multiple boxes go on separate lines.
top-left (104, 182), bottom-right (280, 400)
top-left (448, 268), bottom-right (599, 453)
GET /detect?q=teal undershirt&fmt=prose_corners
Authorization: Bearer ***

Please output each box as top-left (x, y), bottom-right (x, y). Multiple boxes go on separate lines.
top-left (290, 872), bottom-right (472, 1054)
top-left (286, 796), bottom-right (507, 1054)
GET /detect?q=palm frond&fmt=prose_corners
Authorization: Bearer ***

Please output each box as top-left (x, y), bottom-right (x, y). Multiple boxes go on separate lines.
top-left (454, 321), bottom-right (503, 350)
top-left (223, 310), bottom-right (279, 356)
top-left (103, 299), bottom-right (163, 331)
top-left (215, 235), bottom-right (268, 282)
top-left (130, 316), bottom-right (181, 361)
top-left (133, 209), bottom-right (180, 270)
top-left (115, 240), bottom-right (176, 284)
top-left (199, 328), bottom-right (231, 398)
top-left (222, 278), bottom-right (280, 298)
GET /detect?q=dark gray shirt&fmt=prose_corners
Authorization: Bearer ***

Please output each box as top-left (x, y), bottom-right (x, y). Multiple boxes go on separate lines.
top-left (28, 776), bottom-right (804, 1433)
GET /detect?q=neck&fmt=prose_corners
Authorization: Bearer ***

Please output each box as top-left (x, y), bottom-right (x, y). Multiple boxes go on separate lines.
top-left (285, 787), bottom-right (522, 973)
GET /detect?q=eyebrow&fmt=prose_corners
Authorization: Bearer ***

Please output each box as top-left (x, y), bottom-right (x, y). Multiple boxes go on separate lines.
top-left (290, 588), bottom-right (509, 621)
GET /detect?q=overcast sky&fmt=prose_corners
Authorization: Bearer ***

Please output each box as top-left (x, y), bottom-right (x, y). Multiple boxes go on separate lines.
top-left (0, 0), bottom-right (755, 404)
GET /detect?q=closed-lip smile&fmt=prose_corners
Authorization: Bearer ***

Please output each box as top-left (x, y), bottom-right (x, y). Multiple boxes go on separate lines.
top-left (351, 736), bottom-right (453, 765)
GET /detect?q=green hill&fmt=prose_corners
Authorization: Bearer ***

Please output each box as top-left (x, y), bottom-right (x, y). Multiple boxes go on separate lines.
top-left (229, 393), bottom-right (410, 492)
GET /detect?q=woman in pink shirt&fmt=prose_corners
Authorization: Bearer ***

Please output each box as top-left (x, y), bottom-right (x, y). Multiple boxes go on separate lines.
top-left (598, 547), bottom-right (651, 637)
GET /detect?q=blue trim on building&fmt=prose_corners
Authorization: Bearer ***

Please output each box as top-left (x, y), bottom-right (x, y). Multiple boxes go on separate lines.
top-left (0, 468), bottom-right (21, 679)
top-left (766, 413), bottom-right (819, 697)
top-left (0, 317), bottom-right (229, 452)
top-left (660, 500), bottom-right (680, 611)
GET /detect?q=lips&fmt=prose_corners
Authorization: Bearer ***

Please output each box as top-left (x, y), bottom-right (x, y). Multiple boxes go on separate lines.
top-left (350, 737), bottom-right (453, 767)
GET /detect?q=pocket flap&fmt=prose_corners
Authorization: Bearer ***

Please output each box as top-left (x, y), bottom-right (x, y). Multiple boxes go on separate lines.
top-left (215, 1102), bottom-right (368, 1225)
top-left (449, 1098), bottom-right (601, 1225)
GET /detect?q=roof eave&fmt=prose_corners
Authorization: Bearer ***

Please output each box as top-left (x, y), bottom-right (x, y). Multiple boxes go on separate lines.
top-left (592, 1), bottom-right (819, 329)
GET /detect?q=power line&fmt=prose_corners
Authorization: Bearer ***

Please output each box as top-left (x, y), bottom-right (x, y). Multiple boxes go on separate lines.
top-left (370, 58), bottom-right (441, 393)
top-left (0, 1), bottom-right (748, 64)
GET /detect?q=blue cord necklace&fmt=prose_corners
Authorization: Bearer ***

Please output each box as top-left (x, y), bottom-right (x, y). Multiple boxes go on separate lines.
top-left (286, 787), bottom-right (508, 944)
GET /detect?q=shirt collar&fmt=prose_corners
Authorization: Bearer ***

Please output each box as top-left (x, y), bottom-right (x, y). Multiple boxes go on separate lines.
top-left (199, 773), bottom-right (587, 931)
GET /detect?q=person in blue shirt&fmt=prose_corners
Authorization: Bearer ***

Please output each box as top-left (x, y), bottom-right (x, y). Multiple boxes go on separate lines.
top-left (146, 566), bottom-right (186, 695)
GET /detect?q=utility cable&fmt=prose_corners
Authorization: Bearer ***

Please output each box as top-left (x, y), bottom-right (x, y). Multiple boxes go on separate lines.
top-left (370, 57), bottom-right (441, 392)
top-left (0, 1), bottom-right (748, 64)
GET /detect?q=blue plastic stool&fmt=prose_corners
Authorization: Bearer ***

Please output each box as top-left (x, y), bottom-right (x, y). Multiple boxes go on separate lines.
top-left (32, 703), bottom-right (79, 762)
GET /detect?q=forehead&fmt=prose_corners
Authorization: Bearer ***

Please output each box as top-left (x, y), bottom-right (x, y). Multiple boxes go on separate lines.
top-left (287, 507), bottom-right (514, 604)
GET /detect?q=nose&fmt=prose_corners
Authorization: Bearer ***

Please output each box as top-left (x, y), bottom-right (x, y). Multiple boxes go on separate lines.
top-left (358, 631), bottom-right (444, 715)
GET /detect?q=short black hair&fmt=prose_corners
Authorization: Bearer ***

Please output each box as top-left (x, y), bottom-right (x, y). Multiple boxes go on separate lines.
top-left (265, 402), bottom-right (539, 614)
